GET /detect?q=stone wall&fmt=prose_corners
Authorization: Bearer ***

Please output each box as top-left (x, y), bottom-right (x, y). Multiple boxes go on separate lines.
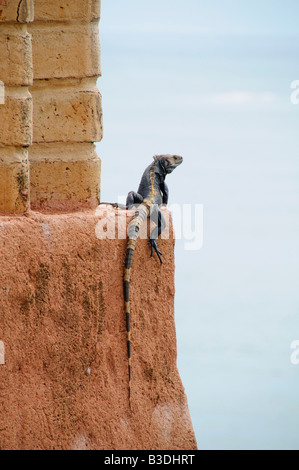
top-left (0, 0), bottom-right (102, 213)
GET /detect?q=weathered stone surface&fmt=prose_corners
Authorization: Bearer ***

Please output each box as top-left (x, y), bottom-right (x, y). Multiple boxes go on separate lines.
top-left (0, 90), bottom-right (32, 146)
top-left (0, 210), bottom-right (197, 450)
top-left (0, 0), bottom-right (34, 23)
top-left (0, 4), bottom-right (33, 213)
top-left (31, 79), bottom-right (102, 144)
top-left (30, 158), bottom-right (101, 212)
top-left (0, 0), bottom-right (102, 213)
top-left (29, 141), bottom-right (99, 162)
top-left (0, 145), bottom-right (28, 163)
top-left (33, 0), bottom-right (101, 22)
top-left (0, 157), bottom-right (30, 213)
top-left (29, 23), bottom-right (101, 79)
top-left (29, 142), bottom-right (101, 211)
top-left (0, 31), bottom-right (33, 86)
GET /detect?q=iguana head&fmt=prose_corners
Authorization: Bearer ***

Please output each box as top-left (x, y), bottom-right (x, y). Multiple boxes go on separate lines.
top-left (154, 154), bottom-right (183, 174)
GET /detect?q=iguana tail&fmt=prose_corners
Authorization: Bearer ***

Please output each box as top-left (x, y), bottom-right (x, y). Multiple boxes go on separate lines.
top-left (124, 203), bottom-right (150, 411)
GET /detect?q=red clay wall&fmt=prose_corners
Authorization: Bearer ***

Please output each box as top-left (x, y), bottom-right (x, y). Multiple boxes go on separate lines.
top-left (0, 208), bottom-right (197, 450)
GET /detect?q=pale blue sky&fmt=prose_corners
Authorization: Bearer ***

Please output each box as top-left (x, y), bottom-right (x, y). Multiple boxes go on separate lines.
top-left (97, 1), bottom-right (299, 449)
top-left (100, 0), bottom-right (299, 35)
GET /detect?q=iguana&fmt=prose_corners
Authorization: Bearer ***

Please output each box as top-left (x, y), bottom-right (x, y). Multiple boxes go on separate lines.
top-left (123, 154), bottom-right (183, 411)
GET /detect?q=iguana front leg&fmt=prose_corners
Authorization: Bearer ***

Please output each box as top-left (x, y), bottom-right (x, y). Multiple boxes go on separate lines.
top-left (149, 205), bottom-right (166, 264)
top-left (160, 181), bottom-right (169, 205)
top-left (150, 239), bottom-right (163, 264)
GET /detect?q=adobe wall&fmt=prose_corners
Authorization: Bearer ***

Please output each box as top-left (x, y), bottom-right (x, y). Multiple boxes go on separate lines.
top-left (0, 209), bottom-right (197, 450)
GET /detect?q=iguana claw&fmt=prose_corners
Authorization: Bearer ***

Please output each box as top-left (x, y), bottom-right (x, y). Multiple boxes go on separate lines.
top-left (150, 239), bottom-right (163, 264)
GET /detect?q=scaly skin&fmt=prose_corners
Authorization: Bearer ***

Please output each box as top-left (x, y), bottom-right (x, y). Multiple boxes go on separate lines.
top-left (123, 154), bottom-right (183, 411)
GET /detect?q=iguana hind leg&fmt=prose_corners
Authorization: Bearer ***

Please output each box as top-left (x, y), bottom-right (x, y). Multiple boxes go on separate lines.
top-left (126, 191), bottom-right (143, 209)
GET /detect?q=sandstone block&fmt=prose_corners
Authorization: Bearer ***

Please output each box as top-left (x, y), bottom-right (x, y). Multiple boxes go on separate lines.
top-left (0, 145), bottom-right (28, 163)
top-left (0, 31), bottom-right (33, 86)
top-left (0, 89), bottom-right (32, 146)
top-left (0, 0), bottom-right (34, 23)
top-left (29, 141), bottom-right (99, 163)
top-left (29, 22), bottom-right (101, 80)
top-left (33, 0), bottom-right (101, 22)
top-left (30, 156), bottom-right (101, 212)
top-left (31, 80), bottom-right (102, 143)
top-left (0, 157), bottom-right (29, 213)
